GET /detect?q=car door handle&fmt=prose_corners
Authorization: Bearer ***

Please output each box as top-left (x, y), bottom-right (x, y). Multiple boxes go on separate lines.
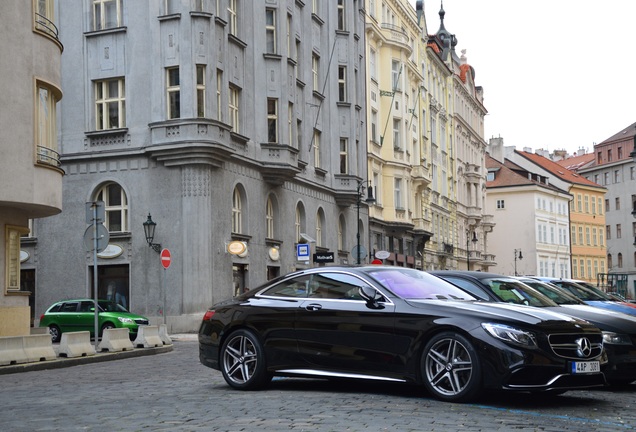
top-left (305, 303), bottom-right (322, 311)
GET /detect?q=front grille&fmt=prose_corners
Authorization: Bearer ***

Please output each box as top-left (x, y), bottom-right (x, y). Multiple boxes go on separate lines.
top-left (548, 333), bottom-right (603, 359)
top-left (135, 319), bottom-right (150, 325)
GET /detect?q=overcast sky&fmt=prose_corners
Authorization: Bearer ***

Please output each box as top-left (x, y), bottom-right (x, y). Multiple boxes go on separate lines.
top-left (411, 0), bottom-right (636, 155)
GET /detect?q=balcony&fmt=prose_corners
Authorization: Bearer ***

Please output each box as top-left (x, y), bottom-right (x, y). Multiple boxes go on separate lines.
top-left (259, 143), bottom-right (302, 185)
top-left (379, 23), bottom-right (412, 54)
top-left (333, 175), bottom-right (361, 206)
top-left (37, 146), bottom-right (61, 168)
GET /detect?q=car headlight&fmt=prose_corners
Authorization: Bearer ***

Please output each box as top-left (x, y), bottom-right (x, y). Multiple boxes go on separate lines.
top-left (602, 332), bottom-right (632, 346)
top-left (117, 317), bottom-right (134, 324)
top-left (482, 323), bottom-right (537, 348)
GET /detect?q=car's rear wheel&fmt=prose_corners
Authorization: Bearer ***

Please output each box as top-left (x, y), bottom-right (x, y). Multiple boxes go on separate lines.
top-left (422, 332), bottom-right (482, 402)
top-left (220, 329), bottom-right (271, 390)
top-left (48, 325), bottom-right (61, 343)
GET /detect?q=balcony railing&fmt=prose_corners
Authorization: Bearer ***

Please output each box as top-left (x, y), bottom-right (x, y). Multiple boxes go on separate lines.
top-left (35, 13), bottom-right (59, 39)
top-left (37, 145), bottom-right (61, 167)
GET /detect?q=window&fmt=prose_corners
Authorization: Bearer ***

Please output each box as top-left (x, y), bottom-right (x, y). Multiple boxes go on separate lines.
top-left (337, 0), bottom-right (346, 30)
top-left (232, 187), bottom-right (242, 234)
top-left (584, 195), bottom-right (589, 213)
top-left (315, 210), bottom-right (323, 247)
top-left (616, 197), bottom-right (621, 210)
top-left (312, 0), bottom-right (318, 14)
top-left (216, 69), bottom-right (223, 122)
top-left (576, 194), bottom-right (582, 212)
top-left (496, 199), bottom-right (505, 209)
top-left (312, 54), bottom-right (320, 92)
top-left (286, 14), bottom-right (292, 55)
top-left (295, 203), bottom-right (305, 243)
top-left (166, 67), bottom-right (180, 119)
top-left (617, 224), bottom-right (622, 239)
top-left (313, 129), bottom-right (321, 168)
top-left (95, 78), bottom-right (125, 130)
top-left (266, 197), bottom-right (274, 239)
top-left (228, 0), bottom-right (237, 36)
top-left (93, 0), bottom-right (122, 31)
top-left (592, 227), bottom-right (597, 246)
top-left (371, 110), bottom-right (378, 143)
top-left (5, 226), bottom-right (29, 291)
top-left (267, 98), bottom-right (278, 143)
top-left (165, 0), bottom-right (178, 14)
top-left (608, 149), bottom-right (613, 162)
top-left (36, 82), bottom-right (60, 167)
top-left (229, 86), bottom-right (239, 132)
top-left (578, 226), bottom-right (583, 244)
top-left (34, 0), bottom-right (57, 38)
top-left (598, 198), bottom-right (603, 215)
top-left (571, 226), bottom-right (576, 245)
top-left (338, 215), bottom-right (345, 251)
top-left (631, 166), bottom-right (635, 180)
top-left (585, 227), bottom-right (590, 245)
top-left (393, 119), bottom-right (401, 150)
top-left (605, 199), bottom-right (610, 213)
top-left (618, 253), bottom-right (623, 268)
top-left (338, 66), bottom-right (347, 102)
top-left (288, 103), bottom-right (293, 146)
top-left (339, 138), bottom-right (348, 174)
top-left (95, 182), bottom-right (128, 232)
top-left (606, 225), bottom-right (611, 240)
top-left (614, 170), bottom-right (620, 183)
top-left (391, 60), bottom-right (401, 91)
top-left (394, 178), bottom-right (403, 209)
top-left (369, 48), bottom-right (377, 81)
top-left (265, 8), bottom-right (276, 54)
top-left (592, 197), bottom-right (596, 214)
top-left (196, 65), bottom-right (205, 118)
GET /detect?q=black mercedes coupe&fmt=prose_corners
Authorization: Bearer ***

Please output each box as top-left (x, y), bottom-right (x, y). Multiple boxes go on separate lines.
top-left (199, 266), bottom-right (606, 402)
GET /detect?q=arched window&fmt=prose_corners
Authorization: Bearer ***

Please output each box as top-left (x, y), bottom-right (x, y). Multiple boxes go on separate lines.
top-left (338, 214), bottom-right (346, 251)
top-left (316, 208), bottom-right (325, 248)
top-left (607, 254), bottom-right (613, 269)
top-left (232, 187), bottom-right (242, 234)
top-left (295, 202), bottom-right (306, 243)
top-left (266, 196), bottom-right (274, 239)
top-left (95, 182), bottom-right (128, 232)
top-left (617, 253), bottom-right (623, 268)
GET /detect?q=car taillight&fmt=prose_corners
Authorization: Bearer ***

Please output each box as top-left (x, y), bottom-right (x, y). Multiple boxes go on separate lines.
top-left (40, 314), bottom-right (45, 321)
top-left (202, 310), bottom-right (215, 321)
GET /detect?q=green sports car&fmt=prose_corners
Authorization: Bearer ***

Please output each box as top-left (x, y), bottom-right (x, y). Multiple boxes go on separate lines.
top-left (39, 299), bottom-right (150, 342)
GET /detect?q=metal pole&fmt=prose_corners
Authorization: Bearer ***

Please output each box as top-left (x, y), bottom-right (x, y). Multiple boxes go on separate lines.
top-left (163, 268), bottom-right (167, 326)
top-left (92, 203), bottom-right (99, 350)
top-left (466, 231), bottom-right (470, 271)
top-left (356, 194), bottom-right (361, 265)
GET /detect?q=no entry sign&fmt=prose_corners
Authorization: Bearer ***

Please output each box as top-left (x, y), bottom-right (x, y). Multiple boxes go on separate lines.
top-left (160, 248), bottom-right (171, 269)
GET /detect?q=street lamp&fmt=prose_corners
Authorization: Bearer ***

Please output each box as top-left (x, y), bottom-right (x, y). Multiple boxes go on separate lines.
top-left (466, 230), bottom-right (478, 270)
top-left (143, 213), bottom-right (161, 253)
top-left (356, 180), bottom-right (375, 264)
top-left (514, 249), bottom-right (523, 276)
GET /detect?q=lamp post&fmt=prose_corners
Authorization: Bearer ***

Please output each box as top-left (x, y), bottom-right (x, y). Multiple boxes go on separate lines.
top-left (466, 229), bottom-right (478, 270)
top-left (356, 181), bottom-right (375, 265)
top-left (143, 213), bottom-right (162, 253)
top-left (514, 249), bottom-right (523, 276)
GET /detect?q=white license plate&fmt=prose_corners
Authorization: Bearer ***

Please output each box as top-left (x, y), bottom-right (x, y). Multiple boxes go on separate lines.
top-left (571, 361), bottom-right (600, 374)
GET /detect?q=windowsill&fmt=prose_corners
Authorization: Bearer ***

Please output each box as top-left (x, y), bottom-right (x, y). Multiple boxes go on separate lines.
top-left (6, 291), bottom-right (31, 297)
top-left (311, 13), bottom-right (324, 26)
top-left (214, 16), bottom-right (227, 27)
top-left (314, 167), bottom-right (327, 177)
top-left (229, 34), bottom-right (247, 48)
top-left (158, 13), bottom-right (181, 21)
top-left (336, 102), bottom-right (352, 108)
top-left (312, 91), bottom-right (325, 100)
top-left (231, 233), bottom-right (252, 242)
top-left (263, 53), bottom-right (282, 61)
top-left (86, 128), bottom-right (129, 137)
top-left (335, 30), bottom-right (350, 36)
top-left (84, 26), bottom-right (127, 38)
top-left (230, 131), bottom-right (249, 145)
top-left (190, 11), bottom-right (213, 19)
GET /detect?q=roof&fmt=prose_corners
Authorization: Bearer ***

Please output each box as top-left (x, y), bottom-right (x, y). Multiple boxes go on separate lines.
top-left (486, 155), bottom-right (558, 191)
top-left (555, 152), bottom-right (595, 171)
top-left (514, 150), bottom-right (604, 189)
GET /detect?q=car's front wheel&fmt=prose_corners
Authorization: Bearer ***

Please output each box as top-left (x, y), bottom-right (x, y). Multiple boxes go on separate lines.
top-left (422, 332), bottom-right (482, 402)
top-left (220, 329), bottom-right (271, 390)
top-left (48, 325), bottom-right (61, 343)
top-left (100, 322), bottom-right (115, 337)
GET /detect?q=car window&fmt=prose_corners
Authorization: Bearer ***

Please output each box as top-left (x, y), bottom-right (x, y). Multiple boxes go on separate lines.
top-left (79, 301), bottom-right (94, 312)
top-left (48, 303), bottom-right (63, 313)
top-left (262, 275), bottom-right (312, 298)
top-left (60, 302), bottom-right (79, 312)
top-left (485, 279), bottom-right (556, 307)
top-left (307, 273), bottom-right (370, 300)
top-left (553, 282), bottom-right (606, 301)
top-left (368, 269), bottom-right (475, 301)
top-left (441, 277), bottom-right (490, 301)
top-left (522, 281), bottom-right (579, 305)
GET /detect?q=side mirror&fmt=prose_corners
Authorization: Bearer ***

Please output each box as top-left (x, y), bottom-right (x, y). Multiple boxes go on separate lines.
top-left (358, 286), bottom-right (385, 309)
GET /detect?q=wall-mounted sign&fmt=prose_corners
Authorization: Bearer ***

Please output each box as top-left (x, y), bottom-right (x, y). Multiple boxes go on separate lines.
top-left (20, 250), bottom-right (30, 263)
top-left (227, 241), bottom-right (247, 256)
top-left (97, 244), bottom-right (123, 259)
top-left (268, 247), bottom-right (280, 261)
top-left (297, 244), bottom-right (310, 261)
top-left (375, 250), bottom-right (390, 260)
top-left (313, 252), bottom-right (334, 263)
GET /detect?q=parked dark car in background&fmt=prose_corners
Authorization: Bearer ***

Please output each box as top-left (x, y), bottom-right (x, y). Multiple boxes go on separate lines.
top-left (39, 299), bottom-right (150, 342)
top-left (200, 266), bottom-right (607, 402)
top-left (534, 277), bottom-right (636, 316)
top-left (429, 271), bottom-right (636, 385)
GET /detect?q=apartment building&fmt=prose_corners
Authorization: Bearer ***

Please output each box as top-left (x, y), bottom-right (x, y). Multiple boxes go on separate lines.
top-left (0, 1), bottom-right (64, 335)
top-left (24, 0), bottom-right (367, 332)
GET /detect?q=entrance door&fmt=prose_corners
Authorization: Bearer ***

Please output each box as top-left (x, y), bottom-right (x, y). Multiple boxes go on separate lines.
top-left (90, 264), bottom-right (130, 310)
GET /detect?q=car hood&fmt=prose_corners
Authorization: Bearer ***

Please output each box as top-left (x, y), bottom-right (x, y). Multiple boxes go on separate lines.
top-left (556, 304), bottom-right (636, 334)
top-left (405, 299), bottom-right (598, 332)
top-left (101, 311), bottom-right (148, 320)
top-left (584, 300), bottom-right (636, 317)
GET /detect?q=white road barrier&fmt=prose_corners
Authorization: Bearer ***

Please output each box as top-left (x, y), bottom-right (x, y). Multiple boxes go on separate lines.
top-left (158, 324), bottom-right (173, 345)
top-left (58, 331), bottom-right (96, 358)
top-left (97, 328), bottom-right (134, 352)
top-left (133, 325), bottom-right (163, 348)
top-left (0, 336), bottom-right (29, 366)
top-left (23, 334), bottom-right (56, 362)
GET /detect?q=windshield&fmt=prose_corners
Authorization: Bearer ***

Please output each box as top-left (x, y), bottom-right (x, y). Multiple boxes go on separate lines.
top-left (483, 278), bottom-right (557, 307)
top-left (520, 280), bottom-right (580, 305)
top-left (366, 268), bottom-right (476, 301)
top-left (552, 281), bottom-right (608, 301)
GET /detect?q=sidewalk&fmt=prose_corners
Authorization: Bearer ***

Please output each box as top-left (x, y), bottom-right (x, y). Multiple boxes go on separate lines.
top-left (0, 333), bottom-right (198, 375)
